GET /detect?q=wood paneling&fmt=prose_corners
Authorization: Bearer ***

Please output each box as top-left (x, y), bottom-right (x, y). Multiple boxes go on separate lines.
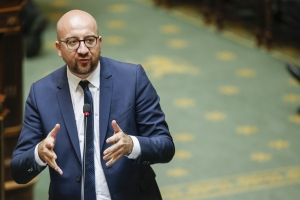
top-left (0, 97), bottom-right (5, 200)
top-left (0, 1), bottom-right (37, 199)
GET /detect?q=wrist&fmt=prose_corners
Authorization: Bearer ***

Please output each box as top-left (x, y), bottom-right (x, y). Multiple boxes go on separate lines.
top-left (127, 136), bottom-right (133, 155)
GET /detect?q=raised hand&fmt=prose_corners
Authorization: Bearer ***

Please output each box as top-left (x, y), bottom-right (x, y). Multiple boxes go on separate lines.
top-left (38, 124), bottom-right (63, 175)
top-left (103, 120), bottom-right (133, 166)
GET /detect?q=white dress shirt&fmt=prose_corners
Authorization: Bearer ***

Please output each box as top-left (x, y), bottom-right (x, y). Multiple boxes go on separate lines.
top-left (34, 61), bottom-right (141, 200)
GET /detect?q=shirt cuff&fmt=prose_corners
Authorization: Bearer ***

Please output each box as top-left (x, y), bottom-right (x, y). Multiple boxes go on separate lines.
top-left (126, 136), bottom-right (141, 159)
top-left (35, 143), bottom-right (48, 168)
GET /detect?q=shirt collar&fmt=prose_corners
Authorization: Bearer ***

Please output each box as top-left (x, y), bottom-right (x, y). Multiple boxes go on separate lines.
top-left (67, 61), bottom-right (100, 92)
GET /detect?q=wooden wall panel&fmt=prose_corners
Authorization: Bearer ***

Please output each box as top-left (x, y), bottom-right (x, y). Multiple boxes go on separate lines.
top-left (0, 1), bottom-right (37, 200)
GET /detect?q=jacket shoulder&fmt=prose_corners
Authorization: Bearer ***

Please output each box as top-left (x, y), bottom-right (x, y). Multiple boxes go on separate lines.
top-left (101, 56), bottom-right (144, 78)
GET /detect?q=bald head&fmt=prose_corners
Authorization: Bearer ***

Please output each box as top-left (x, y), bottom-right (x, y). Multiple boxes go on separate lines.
top-left (56, 10), bottom-right (98, 40)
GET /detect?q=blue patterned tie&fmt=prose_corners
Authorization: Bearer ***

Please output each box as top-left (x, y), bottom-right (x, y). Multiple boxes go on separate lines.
top-left (79, 81), bottom-right (96, 200)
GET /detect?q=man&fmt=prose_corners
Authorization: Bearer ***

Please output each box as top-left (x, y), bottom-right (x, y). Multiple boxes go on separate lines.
top-left (23, 0), bottom-right (48, 57)
top-left (10, 10), bottom-right (175, 200)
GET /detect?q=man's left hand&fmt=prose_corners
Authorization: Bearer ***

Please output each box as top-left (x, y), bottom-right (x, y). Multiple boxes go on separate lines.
top-left (103, 120), bottom-right (133, 166)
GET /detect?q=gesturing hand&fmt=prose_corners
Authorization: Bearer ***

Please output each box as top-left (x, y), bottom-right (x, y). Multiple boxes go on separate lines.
top-left (103, 120), bottom-right (133, 167)
top-left (38, 124), bottom-right (63, 175)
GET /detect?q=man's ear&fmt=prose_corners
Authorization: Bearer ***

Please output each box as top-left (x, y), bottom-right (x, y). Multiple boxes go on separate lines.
top-left (55, 41), bottom-right (62, 57)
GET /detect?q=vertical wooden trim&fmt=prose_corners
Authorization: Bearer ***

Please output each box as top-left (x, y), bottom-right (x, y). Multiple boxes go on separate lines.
top-left (0, 107), bottom-right (5, 200)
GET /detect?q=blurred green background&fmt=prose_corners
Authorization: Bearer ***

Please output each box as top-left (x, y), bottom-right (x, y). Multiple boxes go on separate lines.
top-left (21, 0), bottom-right (300, 199)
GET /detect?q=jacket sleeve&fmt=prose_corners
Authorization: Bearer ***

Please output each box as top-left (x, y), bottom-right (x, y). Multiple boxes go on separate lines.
top-left (133, 65), bottom-right (175, 165)
top-left (10, 84), bottom-right (46, 184)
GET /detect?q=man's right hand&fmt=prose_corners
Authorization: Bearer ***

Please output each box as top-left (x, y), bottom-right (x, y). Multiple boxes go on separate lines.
top-left (38, 124), bottom-right (63, 175)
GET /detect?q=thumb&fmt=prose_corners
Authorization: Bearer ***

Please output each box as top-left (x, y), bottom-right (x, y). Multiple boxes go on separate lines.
top-left (111, 120), bottom-right (122, 133)
top-left (48, 124), bottom-right (60, 138)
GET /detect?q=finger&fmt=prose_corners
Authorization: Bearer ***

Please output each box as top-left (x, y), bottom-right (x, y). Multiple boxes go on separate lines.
top-left (48, 124), bottom-right (60, 138)
top-left (111, 120), bottom-right (122, 133)
top-left (106, 134), bottom-right (120, 144)
top-left (48, 159), bottom-right (63, 175)
top-left (105, 152), bottom-right (123, 166)
top-left (103, 143), bottom-right (126, 159)
top-left (45, 141), bottom-right (55, 149)
top-left (38, 140), bottom-right (56, 162)
top-left (103, 151), bottom-right (113, 160)
top-left (45, 150), bottom-right (57, 160)
top-left (45, 151), bottom-right (63, 175)
top-left (103, 150), bottom-right (122, 161)
top-left (103, 143), bottom-right (119, 156)
top-left (56, 166), bottom-right (63, 175)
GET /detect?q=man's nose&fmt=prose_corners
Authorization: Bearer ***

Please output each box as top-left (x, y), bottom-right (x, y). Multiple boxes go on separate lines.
top-left (77, 41), bottom-right (89, 54)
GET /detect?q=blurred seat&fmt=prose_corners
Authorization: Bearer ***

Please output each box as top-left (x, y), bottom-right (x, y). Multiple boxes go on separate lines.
top-left (154, 0), bottom-right (204, 9)
top-left (287, 63), bottom-right (300, 82)
top-left (22, 0), bottom-right (48, 58)
top-left (208, 0), bottom-right (265, 46)
top-left (153, 0), bottom-right (180, 8)
top-left (264, 0), bottom-right (300, 49)
top-left (286, 63), bottom-right (300, 114)
top-left (152, 0), bottom-right (300, 51)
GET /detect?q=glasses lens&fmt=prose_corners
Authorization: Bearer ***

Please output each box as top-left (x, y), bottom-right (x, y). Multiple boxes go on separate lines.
top-left (64, 36), bottom-right (98, 50)
top-left (67, 39), bottom-right (79, 50)
top-left (85, 37), bottom-right (97, 48)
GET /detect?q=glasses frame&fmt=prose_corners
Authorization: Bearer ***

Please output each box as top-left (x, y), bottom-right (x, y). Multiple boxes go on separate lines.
top-left (59, 36), bottom-right (100, 50)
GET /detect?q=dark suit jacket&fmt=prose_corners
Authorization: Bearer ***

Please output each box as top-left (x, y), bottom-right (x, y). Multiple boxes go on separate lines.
top-left (10, 56), bottom-right (175, 200)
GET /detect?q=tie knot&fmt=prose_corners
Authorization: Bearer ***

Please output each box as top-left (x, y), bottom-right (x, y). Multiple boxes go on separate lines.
top-left (79, 80), bottom-right (90, 90)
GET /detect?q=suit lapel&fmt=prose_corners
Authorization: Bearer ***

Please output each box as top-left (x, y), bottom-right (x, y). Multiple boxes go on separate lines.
top-left (56, 67), bottom-right (81, 164)
top-left (99, 57), bottom-right (112, 152)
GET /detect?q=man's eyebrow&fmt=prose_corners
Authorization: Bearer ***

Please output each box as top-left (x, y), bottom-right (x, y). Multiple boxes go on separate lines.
top-left (64, 35), bottom-right (97, 40)
top-left (62, 37), bottom-right (78, 40)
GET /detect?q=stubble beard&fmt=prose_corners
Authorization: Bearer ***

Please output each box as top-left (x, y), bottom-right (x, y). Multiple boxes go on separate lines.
top-left (70, 57), bottom-right (99, 76)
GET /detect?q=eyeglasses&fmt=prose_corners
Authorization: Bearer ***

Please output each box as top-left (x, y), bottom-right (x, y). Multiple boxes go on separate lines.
top-left (59, 36), bottom-right (99, 50)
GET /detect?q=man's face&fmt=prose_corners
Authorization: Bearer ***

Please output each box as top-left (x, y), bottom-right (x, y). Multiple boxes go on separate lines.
top-left (55, 16), bottom-right (102, 78)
